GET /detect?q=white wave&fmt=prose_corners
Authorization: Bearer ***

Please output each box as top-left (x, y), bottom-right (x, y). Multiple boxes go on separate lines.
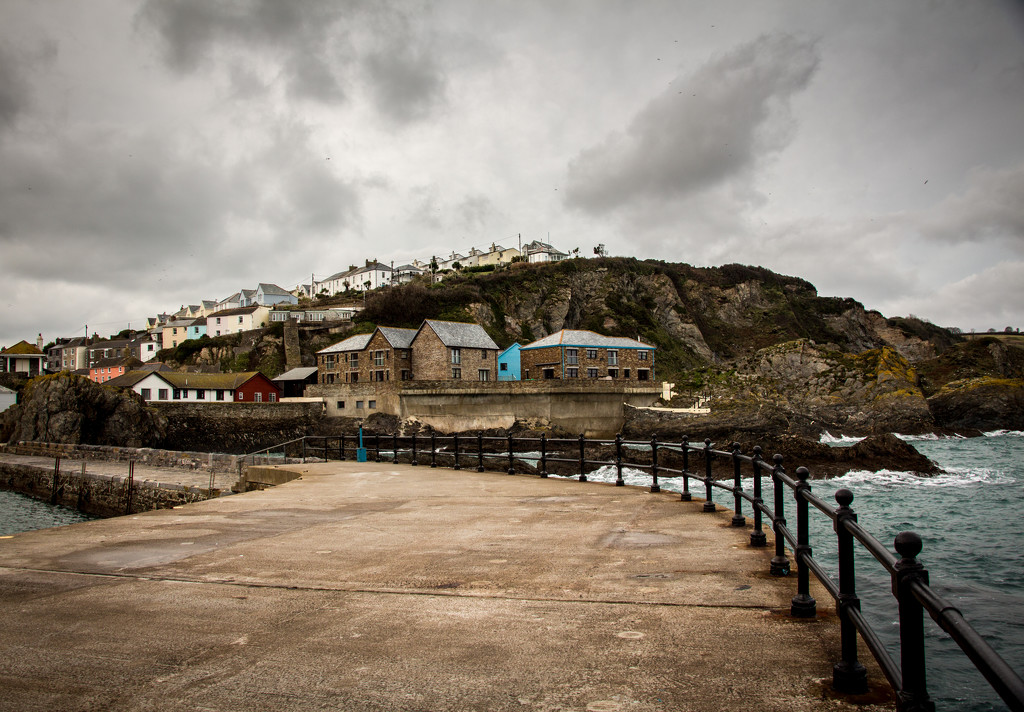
top-left (983, 429), bottom-right (1024, 438)
top-left (894, 432), bottom-right (967, 442)
top-left (819, 431), bottom-right (865, 445)
top-left (832, 466), bottom-right (1014, 489)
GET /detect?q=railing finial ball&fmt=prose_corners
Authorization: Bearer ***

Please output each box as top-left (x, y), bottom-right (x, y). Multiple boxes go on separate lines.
top-left (704, 437), bottom-right (712, 446)
top-left (731, 441), bottom-right (741, 452)
top-left (753, 445), bottom-right (762, 456)
top-left (773, 453), bottom-right (783, 465)
top-left (894, 531), bottom-right (923, 559)
top-left (834, 488), bottom-right (854, 507)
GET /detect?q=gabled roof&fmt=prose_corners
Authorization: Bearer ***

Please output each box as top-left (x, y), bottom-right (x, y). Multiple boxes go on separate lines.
top-left (1, 341), bottom-right (44, 355)
top-left (93, 356), bottom-right (143, 369)
top-left (162, 318), bottom-right (195, 328)
top-left (0, 384), bottom-right (15, 394)
top-left (318, 333), bottom-right (374, 354)
top-left (207, 305), bottom-right (264, 318)
top-left (498, 342), bottom-right (522, 356)
top-left (89, 338), bottom-right (130, 350)
top-left (190, 317), bottom-right (208, 326)
top-left (105, 370), bottom-right (164, 389)
top-left (521, 329), bottom-right (656, 350)
top-left (257, 283), bottom-right (292, 296)
top-left (158, 371), bottom-right (275, 390)
top-left (220, 292), bottom-right (241, 303)
top-left (419, 320), bottom-right (498, 350)
top-left (377, 326), bottom-right (417, 349)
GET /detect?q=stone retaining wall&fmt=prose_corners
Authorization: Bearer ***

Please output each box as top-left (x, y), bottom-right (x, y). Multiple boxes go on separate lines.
top-left (4, 441), bottom-right (243, 474)
top-left (0, 461), bottom-right (217, 518)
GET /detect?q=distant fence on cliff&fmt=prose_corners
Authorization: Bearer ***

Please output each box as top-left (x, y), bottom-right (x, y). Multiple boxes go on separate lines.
top-left (247, 431), bottom-right (1024, 711)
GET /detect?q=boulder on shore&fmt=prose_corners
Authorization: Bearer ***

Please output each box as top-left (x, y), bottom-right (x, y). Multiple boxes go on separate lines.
top-left (0, 373), bottom-right (166, 447)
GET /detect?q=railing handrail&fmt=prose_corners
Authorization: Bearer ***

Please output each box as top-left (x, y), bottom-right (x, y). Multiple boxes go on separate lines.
top-left (252, 430), bottom-right (1023, 709)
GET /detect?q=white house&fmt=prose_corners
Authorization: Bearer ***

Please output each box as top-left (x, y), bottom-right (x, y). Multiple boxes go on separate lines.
top-left (205, 305), bottom-right (270, 336)
top-left (524, 240), bottom-right (568, 263)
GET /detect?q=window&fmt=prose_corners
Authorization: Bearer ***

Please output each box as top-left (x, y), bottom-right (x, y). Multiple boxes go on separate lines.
top-left (326, 355), bottom-right (335, 367)
top-left (158, 388), bottom-right (168, 400)
top-left (608, 350), bottom-right (618, 366)
top-left (452, 367), bottom-right (462, 379)
top-left (351, 373), bottom-right (358, 383)
top-left (173, 389), bottom-right (181, 400)
top-left (451, 348), bottom-right (461, 364)
top-left (216, 390), bottom-right (225, 401)
top-left (197, 389), bottom-right (205, 400)
top-left (566, 367), bottom-right (578, 378)
top-left (638, 369), bottom-right (649, 381)
top-left (350, 353), bottom-right (359, 367)
top-left (141, 388), bottom-right (151, 400)
top-left (337, 400), bottom-right (345, 409)
top-left (255, 392), bottom-right (262, 402)
top-left (356, 400), bottom-right (364, 409)
top-left (587, 349), bottom-right (598, 359)
top-left (565, 348), bottom-right (578, 365)
top-left (269, 393), bottom-right (276, 402)
top-left (481, 349), bottom-right (488, 360)
top-left (478, 369), bottom-right (490, 381)
top-left (238, 392), bottom-right (244, 400)
top-left (608, 369), bottom-right (618, 378)
top-left (400, 350), bottom-right (410, 359)
top-left (587, 368), bottom-right (599, 378)
top-left (500, 363), bottom-right (508, 371)
top-left (401, 369), bottom-right (411, 380)
top-left (638, 350), bottom-right (648, 361)
top-left (624, 368), bottom-right (630, 379)
top-left (368, 400), bottom-right (376, 409)
top-left (216, 317), bottom-right (221, 324)
top-left (238, 316), bottom-right (243, 324)
top-left (374, 350), bottom-right (385, 366)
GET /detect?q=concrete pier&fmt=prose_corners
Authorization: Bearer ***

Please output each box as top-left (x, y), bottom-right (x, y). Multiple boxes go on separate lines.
top-left (0, 461), bottom-right (892, 711)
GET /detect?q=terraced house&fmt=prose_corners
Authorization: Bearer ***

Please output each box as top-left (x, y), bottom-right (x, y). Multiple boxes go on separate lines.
top-left (519, 330), bottom-right (655, 381)
top-left (317, 327), bottom-right (417, 385)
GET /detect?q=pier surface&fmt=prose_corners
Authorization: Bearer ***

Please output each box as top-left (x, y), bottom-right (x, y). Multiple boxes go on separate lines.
top-left (0, 461), bottom-right (891, 711)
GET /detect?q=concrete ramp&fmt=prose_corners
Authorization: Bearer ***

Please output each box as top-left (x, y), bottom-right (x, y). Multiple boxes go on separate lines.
top-left (0, 462), bottom-right (893, 711)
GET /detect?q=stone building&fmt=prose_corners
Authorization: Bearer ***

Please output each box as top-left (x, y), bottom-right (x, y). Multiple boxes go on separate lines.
top-left (519, 329), bottom-right (655, 381)
top-left (409, 320), bottom-right (499, 382)
top-left (317, 326), bottom-right (416, 385)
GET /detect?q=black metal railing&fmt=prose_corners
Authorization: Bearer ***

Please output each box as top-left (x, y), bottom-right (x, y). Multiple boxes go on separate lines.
top-left (246, 431), bottom-right (1024, 711)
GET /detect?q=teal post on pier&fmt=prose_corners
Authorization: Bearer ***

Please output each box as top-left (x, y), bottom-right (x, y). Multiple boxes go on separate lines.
top-left (357, 426), bottom-right (368, 462)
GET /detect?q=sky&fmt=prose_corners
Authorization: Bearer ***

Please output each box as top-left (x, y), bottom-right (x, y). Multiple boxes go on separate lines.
top-left (1, 0), bottom-right (1023, 347)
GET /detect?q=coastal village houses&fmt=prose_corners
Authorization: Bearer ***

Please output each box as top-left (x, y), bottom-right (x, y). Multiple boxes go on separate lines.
top-left (106, 370), bottom-right (281, 403)
top-left (0, 341), bottom-right (46, 377)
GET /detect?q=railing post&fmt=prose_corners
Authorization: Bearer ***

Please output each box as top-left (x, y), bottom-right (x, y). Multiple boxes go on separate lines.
top-left (339, 433), bottom-right (346, 460)
top-left (411, 433), bottom-right (418, 466)
top-left (430, 432), bottom-right (437, 468)
top-left (539, 433), bottom-right (548, 478)
top-left (702, 439), bottom-right (715, 512)
top-left (790, 466), bottom-right (816, 618)
top-left (650, 434), bottom-right (660, 492)
top-left (507, 431), bottom-right (515, 475)
top-left (730, 442), bottom-right (745, 527)
top-left (125, 460), bottom-right (134, 515)
top-left (578, 433), bottom-right (587, 482)
top-left (833, 489), bottom-right (868, 694)
top-left (51, 456), bottom-right (60, 505)
top-left (749, 446), bottom-right (767, 547)
top-left (680, 437), bottom-right (691, 501)
top-left (392, 433), bottom-right (398, 463)
top-left (770, 454), bottom-right (790, 576)
top-left (893, 532), bottom-right (935, 712)
top-left (453, 433), bottom-right (461, 470)
top-left (374, 433), bottom-right (381, 462)
top-left (477, 433), bottom-right (485, 472)
top-left (615, 433), bottom-right (625, 486)
top-left (301, 437), bottom-right (306, 463)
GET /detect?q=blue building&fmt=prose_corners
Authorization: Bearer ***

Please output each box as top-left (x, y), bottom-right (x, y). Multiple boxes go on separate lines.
top-left (186, 317), bottom-right (207, 341)
top-left (497, 343), bottom-right (521, 381)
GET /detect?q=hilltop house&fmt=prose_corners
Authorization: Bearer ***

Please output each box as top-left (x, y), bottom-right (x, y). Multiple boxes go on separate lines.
top-left (46, 337), bottom-right (89, 372)
top-left (519, 330), bottom-right (655, 381)
top-left (0, 341), bottom-right (46, 377)
top-left (524, 240), bottom-right (568, 263)
top-left (160, 319), bottom-right (195, 350)
top-left (205, 305), bottom-right (270, 337)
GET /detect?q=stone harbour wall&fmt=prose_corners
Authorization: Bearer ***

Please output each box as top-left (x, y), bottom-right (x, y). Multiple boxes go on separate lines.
top-left (5, 441), bottom-right (243, 473)
top-left (0, 461), bottom-right (217, 518)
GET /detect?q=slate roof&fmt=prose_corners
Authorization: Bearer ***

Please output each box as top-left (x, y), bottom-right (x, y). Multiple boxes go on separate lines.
top-left (420, 320), bottom-right (499, 349)
top-left (257, 283), bottom-right (292, 296)
top-left (104, 370), bottom-right (160, 389)
top-left (317, 333), bottom-right (374, 354)
top-left (377, 326), bottom-right (417, 349)
top-left (206, 305), bottom-right (262, 318)
top-left (272, 367), bottom-right (318, 382)
top-left (521, 330), bottom-right (656, 350)
top-left (93, 356), bottom-right (143, 369)
top-left (158, 371), bottom-right (271, 390)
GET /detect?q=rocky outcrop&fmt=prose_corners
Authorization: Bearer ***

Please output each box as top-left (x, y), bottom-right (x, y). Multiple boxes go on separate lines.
top-left (0, 373), bottom-right (166, 447)
top-left (927, 378), bottom-right (1024, 432)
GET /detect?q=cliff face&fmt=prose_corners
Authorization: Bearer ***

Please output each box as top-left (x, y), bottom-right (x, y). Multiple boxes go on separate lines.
top-left (361, 259), bottom-right (954, 382)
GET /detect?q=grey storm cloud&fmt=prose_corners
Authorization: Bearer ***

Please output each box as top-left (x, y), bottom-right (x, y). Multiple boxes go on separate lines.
top-left (564, 33), bottom-right (819, 214)
top-left (137, 0), bottom-right (447, 121)
top-left (916, 165), bottom-right (1024, 249)
top-left (0, 38), bottom-right (56, 131)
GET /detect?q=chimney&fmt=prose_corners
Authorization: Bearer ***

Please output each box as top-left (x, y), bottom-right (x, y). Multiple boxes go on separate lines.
top-left (37, 333), bottom-right (44, 350)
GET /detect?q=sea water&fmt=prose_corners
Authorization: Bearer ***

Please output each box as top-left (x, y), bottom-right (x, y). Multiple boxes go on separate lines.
top-left (0, 489), bottom-right (97, 536)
